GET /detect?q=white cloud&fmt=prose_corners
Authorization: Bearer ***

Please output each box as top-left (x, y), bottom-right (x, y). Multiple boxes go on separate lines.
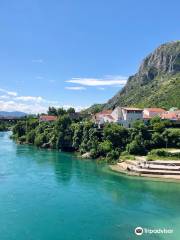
top-left (16, 96), bottom-right (44, 103)
top-left (0, 95), bottom-right (10, 99)
top-left (0, 88), bottom-right (86, 114)
top-left (0, 100), bottom-right (47, 114)
top-left (65, 86), bottom-right (86, 90)
top-left (62, 105), bottom-right (88, 112)
top-left (66, 75), bottom-right (127, 87)
top-left (32, 59), bottom-right (44, 63)
top-left (0, 88), bottom-right (18, 96)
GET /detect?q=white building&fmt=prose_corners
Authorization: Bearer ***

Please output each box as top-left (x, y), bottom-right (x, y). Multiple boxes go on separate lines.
top-left (93, 107), bottom-right (143, 128)
top-left (111, 107), bottom-right (143, 127)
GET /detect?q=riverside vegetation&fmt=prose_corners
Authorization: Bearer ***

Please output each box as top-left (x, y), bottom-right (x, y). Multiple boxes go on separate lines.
top-left (0, 121), bottom-right (13, 131)
top-left (12, 107), bottom-right (180, 163)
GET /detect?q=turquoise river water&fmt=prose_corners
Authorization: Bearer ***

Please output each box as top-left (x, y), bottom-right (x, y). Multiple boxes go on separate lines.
top-left (0, 132), bottom-right (180, 240)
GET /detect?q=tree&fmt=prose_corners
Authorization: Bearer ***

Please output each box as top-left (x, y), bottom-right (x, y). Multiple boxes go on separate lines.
top-left (55, 115), bottom-right (73, 151)
top-left (99, 140), bottom-right (113, 156)
top-left (57, 107), bottom-right (66, 116)
top-left (79, 121), bottom-right (94, 153)
top-left (67, 107), bottom-right (75, 114)
top-left (151, 132), bottom-right (165, 148)
top-left (34, 134), bottom-right (46, 147)
top-left (162, 128), bottom-right (180, 148)
top-left (103, 124), bottom-right (129, 149)
top-left (72, 123), bottom-right (83, 150)
top-left (150, 116), bottom-right (172, 133)
top-left (126, 140), bottom-right (147, 155)
top-left (13, 121), bottom-right (26, 137)
top-left (48, 107), bottom-right (58, 116)
top-left (90, 104), bottom-right (102, 114)
top-left (26, 130), bottom-right (36, 144)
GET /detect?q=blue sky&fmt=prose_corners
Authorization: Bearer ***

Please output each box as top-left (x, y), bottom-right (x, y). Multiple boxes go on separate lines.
top-left (0, 0), bottom-right (179, 113)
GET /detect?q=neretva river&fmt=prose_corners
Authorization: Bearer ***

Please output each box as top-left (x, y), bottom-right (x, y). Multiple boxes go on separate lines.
top-left (0, 132), bottom-right (180, 240)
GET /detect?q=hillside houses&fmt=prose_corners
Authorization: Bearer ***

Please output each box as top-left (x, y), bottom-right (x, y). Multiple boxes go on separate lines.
top-left (143, 108), bottom-right (166, 120)
top-left (93, 107), bottom-right (143, 128)
top-left (160, 110), bottom-right (180, 121)
top-left (93, 107), bottom-right (180, 128)
top-left (93, 110), bottom-right (113, 125)
top-left (112, 107), bottom-right (143, 128)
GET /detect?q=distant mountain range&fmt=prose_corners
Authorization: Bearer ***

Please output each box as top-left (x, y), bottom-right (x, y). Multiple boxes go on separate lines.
top-left (0, 111), bottom-right (27, 117)
top-left (87, 41), bottom-right (180, 113)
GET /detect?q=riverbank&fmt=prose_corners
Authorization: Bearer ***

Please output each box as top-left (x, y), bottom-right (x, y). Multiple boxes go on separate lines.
top-left (109, 158), bottom-right (180, 182)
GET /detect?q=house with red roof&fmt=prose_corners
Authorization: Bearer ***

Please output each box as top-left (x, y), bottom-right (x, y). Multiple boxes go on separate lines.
top-left (160, 110), bottom-right (180, 121)
top-left (93, 106), bottom-right (180, 128)
top-left (143, 108), bottom-right (166, 120)
top-left (39, 115), bottom-right (57, 122)
top-left (93, 110), bottom-right (113, 124)
top-left (94, 107), bottom-right (143, 128)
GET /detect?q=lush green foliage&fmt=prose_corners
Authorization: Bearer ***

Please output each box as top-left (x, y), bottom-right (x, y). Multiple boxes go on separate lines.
top-left (12, 114), bottom-right (180, 162)
top-left (47, 106), bottom-right (75, 116)
top-left (0, 122), bottom-right (10, 131)
top-left (0, 120), bottom-right (17, 131)
top-left (147, 149), bottom-right (180, 160)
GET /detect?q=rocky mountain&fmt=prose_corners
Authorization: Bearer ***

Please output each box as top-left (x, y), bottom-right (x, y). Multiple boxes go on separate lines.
top-left (103, 41), bottom-right (180, 110)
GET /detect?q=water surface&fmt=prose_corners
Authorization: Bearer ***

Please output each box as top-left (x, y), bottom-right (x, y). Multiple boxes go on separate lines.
top-left (0, 132), bottom-right (180, 240)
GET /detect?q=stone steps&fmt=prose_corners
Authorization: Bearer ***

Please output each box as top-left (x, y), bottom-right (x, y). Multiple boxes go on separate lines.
top-left (128, 166), bottom-right (180, 175)
top-left (125, 160), bottom-right (180, 176)
top-left (147, 164), bottom-right (180, 171)
top-left (149, 160), bottom-right (180, 166)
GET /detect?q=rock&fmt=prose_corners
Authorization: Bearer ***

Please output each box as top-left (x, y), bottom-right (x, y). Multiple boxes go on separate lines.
top-left (41, 143), bottom-right (50, 148)
top-left (81, 152), bottom-right (91, 159)
top-left (105, 41), bottom-right (180, 109)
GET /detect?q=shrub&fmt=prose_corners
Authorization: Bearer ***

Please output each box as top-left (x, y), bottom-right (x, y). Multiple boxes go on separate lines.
top-left (99, 140), bottom-right (113, 156)
top-left (18, 135), bottom-right (26, 143)
top-left (149, 149), bottom-right (168, 157)
top-left (148, 149), bottom-right (180, 158)
top-left (120, 151), bottom-right (135, 160)
top-left (126, 140), bottom-right (147, 155)
top-left (106, 149), bottom-right (120, 163)
top-left (26, 130), bottom-right (36, 144)
top-left (90, 148), bottom-right (100, 159)
top-left (34, 134), bottom-right (46, 147)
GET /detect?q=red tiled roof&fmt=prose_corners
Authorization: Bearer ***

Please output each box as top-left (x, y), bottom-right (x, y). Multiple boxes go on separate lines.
top-left (160, 111), bottom-right (180, 120)
top-left (144, 108), bottom-right (166, 113)
top-left (39, 115), bottom-right (57, 121)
